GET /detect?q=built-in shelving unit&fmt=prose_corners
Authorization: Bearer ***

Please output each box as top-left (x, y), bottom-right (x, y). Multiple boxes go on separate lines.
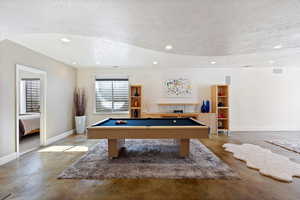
top-left (130, 85), bottom-right (142, 118)
top-left (211, 85), bottom-right (230, 135)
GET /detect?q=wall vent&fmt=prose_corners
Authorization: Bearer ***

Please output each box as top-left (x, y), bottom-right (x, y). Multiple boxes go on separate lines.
top-left (225, 76), bottom-right (231, 85)
top-left (272, 68), bottom-right (284, 75)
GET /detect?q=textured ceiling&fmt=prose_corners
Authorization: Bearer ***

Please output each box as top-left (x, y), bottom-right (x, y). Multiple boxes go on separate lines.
top-left (1, 0), bottom-right (300, 56)
top-left (5, 33), bottom-right (300, 68)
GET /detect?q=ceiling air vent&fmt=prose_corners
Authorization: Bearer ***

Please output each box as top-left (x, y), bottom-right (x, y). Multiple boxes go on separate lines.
top-left (272, 68), bottom-right (284, 75)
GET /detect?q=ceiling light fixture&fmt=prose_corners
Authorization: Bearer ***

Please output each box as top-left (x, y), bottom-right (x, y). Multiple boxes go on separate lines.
top-left (273, 45), bottom-right (282, 49)
top-left (153, 61), bottom-right (158, 65)
top-left (61, 37), bottom-right (71, 43)
top-left (72, 61), bottom-right (77, 65)
top-left (96, 61), bottom-right (100, 65)
top-left (165, 45), bottom-right (173, 50)
top-left (210, 61), bottom-right (216, 64)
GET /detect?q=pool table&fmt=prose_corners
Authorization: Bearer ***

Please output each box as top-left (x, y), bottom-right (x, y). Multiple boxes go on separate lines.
top-left (87, 118), bottom-right (209, 158)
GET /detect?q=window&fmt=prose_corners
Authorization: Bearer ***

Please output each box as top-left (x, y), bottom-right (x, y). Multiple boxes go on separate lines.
top-left (95, 79), bottom-right (129, 113)
top-left (23, 79), bottom-right (40, 113)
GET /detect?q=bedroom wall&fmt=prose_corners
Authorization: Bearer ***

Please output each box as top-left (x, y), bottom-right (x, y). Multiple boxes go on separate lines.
top-left (0, 40), bottom-right (76, 158)
top-left (77, 67), bottom-right (300, 131)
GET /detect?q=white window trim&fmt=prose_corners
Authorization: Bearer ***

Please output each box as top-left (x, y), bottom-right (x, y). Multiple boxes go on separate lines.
top-left (93, 75), bottom-right (130, 115)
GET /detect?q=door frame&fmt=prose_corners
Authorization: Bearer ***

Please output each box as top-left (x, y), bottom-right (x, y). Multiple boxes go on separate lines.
top-left (15, 64), bottom-right (47, 155)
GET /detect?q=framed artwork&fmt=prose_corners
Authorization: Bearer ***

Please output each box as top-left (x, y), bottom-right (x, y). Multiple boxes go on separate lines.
top-left (164, 78), bottom-right (192, 97)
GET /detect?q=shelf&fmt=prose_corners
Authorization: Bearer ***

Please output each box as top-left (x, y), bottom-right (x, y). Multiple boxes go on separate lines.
top-left (131, 107), bottom-right (141, 109)
top-left (212, 85), bottom-right (230, 133)
top-left (131, 96), bottom-right (141, 98)
top-left (158, 103), bottom-right (199, 106)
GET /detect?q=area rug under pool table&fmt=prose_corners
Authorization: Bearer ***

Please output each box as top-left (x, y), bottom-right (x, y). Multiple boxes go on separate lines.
top-left (58, 139), bottom-right (238, 179)
top-left (266, 139), bottom-right (300, 154)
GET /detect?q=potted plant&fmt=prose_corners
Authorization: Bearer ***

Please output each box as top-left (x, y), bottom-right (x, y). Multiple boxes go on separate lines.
top-left (74, 88), bottom-right (87, 134)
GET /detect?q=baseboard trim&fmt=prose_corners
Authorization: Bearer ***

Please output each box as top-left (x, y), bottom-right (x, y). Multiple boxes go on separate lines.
top-left (46, 129), bottom-right (74, 146)
top-left (20, 147), bottom-right (40, 156)
top-left (0, 152), bottom-right (18, 166)
top-left (0, 130), bottom-right (74, 166)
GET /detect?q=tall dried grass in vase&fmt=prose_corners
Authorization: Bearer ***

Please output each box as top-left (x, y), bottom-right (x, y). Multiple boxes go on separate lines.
top-left (74, 88), bottom-right (86, 116)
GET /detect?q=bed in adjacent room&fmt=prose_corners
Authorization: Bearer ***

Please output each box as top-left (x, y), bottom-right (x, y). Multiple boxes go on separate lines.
top-left (19, 114), bottom-right (40, 139)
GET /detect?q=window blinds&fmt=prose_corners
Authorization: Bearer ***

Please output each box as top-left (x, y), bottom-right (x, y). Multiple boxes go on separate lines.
top-left (24, 79), bottom-right (40, 113)
top-left (95, 79), bottom-right (129, 113)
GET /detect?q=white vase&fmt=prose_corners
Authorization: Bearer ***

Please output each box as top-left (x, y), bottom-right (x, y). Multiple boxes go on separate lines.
top-left (75, 116), bottom-right (86, 134)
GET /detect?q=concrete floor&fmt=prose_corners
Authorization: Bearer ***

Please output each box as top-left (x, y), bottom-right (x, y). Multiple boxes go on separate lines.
top-left (20, 133), bottom-right (40, 154)
top-left (1, 132), bottom-right (300, 200)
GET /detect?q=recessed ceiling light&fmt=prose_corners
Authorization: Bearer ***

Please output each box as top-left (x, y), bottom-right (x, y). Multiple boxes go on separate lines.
top-left (165, 45), bottom-right (173, 50)
top-left (61, 37), bottom-right (71, 43)
top-left (269, 60), bottom-right (275, 64)
top-left (273, 45), bottom-right (282, 49)
top-left (153, 61), bottom-right (158, 65)
top-left (210, 61), bottom-right (216, 64)
top-left (72, 61), bottom-right (77, 65)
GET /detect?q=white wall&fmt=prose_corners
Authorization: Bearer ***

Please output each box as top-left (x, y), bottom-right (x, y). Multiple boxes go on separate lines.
top-left (77, 67), bottom-right (300, 131)
top-left (0, 40), bottom-right (76, 158)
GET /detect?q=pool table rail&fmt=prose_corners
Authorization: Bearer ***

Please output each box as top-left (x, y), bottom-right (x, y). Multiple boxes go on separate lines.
top-left (88, 118), bottom-right (209, 139)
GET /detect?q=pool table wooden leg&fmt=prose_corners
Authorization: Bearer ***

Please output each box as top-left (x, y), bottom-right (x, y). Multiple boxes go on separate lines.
top-left (179, 139), bottom-right (190, 157)
top-left (108, 139), bottom-right (125, 158)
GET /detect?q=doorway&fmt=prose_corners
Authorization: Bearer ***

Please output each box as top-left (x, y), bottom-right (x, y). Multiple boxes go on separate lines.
top-left (16, 64), bottom-right (47, 155)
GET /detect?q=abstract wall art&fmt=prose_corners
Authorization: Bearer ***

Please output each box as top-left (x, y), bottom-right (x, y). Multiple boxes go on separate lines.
top-left (164, 78), bottom-right (192, 97)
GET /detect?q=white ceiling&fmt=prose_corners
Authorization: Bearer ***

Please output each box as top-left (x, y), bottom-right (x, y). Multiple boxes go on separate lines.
top-left (5, 33), bottom-right (300, 68)
top-left (1, 0), bottom-right (300, 68)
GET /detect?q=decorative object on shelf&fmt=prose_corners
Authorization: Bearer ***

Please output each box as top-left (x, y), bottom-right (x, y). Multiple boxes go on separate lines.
top-left (218, 113), bottom-right (225, 118)
top-left (218, 102), bottom-right (224, 107)
top-left (134, 109), bottom-right (139, 118)
top-left (133, 100), bottom-right (138, 107)
top-left (205, 100), bottom-right (210, 113)
top-left (218, 121), bottom-right (223, 129)
top-left (74, 88), bottom-right (87, 134)
top-left (173, 110), bottom-right (183, 113)
top-left (201, 100), bottom-right (210, 113)
top-left (164, 78), bottom-right (192, 97)
top-left (201, 101), bottom-right (206, 113)
top-left (134, 88), bottom-right (139, 96)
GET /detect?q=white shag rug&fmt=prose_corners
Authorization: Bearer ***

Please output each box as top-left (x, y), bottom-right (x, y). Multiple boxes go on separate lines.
top-left (223, 143), bottom-right (300, 182)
